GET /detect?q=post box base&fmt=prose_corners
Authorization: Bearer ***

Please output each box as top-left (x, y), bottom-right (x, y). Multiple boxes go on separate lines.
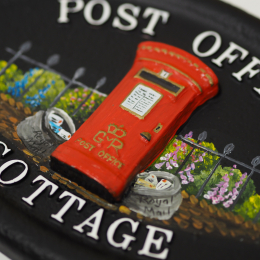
top-left (50, 156), bottom-right (116, 202)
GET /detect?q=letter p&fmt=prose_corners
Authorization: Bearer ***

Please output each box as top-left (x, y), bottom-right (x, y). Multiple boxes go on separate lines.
top-left (58, 0), bottom-right (85, 23)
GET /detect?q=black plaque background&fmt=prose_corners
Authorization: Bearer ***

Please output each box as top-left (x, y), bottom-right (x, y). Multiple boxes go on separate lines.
top-left (0, 0), bottom-right (260, 259)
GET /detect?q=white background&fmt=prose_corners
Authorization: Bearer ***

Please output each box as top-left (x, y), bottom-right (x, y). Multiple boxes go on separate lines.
top-left (0, 0), bottom-right (259, 259)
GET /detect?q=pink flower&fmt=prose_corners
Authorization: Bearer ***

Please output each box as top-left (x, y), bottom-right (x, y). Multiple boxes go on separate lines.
top-left (217, 195), bottom-right (224, 201)
top-left (223, 182), bottom-right (229, 188)
top-left (82, 93), bottom-right (87, 98)
top-left (199, 156), bottom-right (203, 162)
top-left (241, 173), bottom-right (247, 180)
top-left (204, 194), bottom-right (211, 199)
top-left (74, 88), bottom-right (79, 92)
top-left (230, 172), bottom-right (234, 176)
top-left (81, 107), bottom-right (84, 110)
top-left (212, 197), bottom-right (219, 204)
top-left (69, 102), bottom-right (73, 105)
top-left (178, 171), bottom-right (184, 174)
top-left (194, 160), bottom-right (199, 163)
top-left (223, 201), bottom-right (230, 208)
top-left (155, 162), bottom-right (165, 169)
top-left (180, 175), bottom-right (187, 180)
top-left (202, 152), bottom-right (206, 156)
top-left (187, 131), bottom-right (193, 138)
top-left (216, 182), bottom-right (224, 187)
top-left (191, 163), bottom-right (195, 170)
top-left (70, 96), bottom-right (76, 101)
top-left (233, 188), bottom-right (239, 195)
top-left (166, 162), bottom-right (172, 170)
top-left (170, 160), bottom-right (178, 167)
top-left (173, 154), bottom-right (177, 160)
top-left (185, 167), bottom-right (191, 172)
top-left (181, 142), bottom-right (186, 148)
top-left (189, 178), bottom-right (194, 182)
top-left (90, 100), bottom-right (95, 104)
top-left (160, 156), bottom-right (167, 161)
top-left (182, 180), bottom-right (189, 185)
top-left (235, 182), bottom-right (240, 188)
top-left (186, 171), bottom-right (192, 177)
top-left (77, 98), bottom-right (82, 102)
top-left (233, 165), bottom-right (237, 169)
top-left (82, 104), bottom-right (86, 107)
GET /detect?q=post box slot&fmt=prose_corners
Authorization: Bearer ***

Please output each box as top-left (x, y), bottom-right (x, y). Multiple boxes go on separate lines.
top-left (139, 70), bottom-right (181, 94)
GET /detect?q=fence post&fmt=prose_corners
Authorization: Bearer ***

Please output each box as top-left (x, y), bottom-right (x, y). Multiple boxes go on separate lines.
top-left (230, 156), bottom-right (260, 211)
top-left (72, 77), bottom-right (106, 116)
top-left (0, 41), bottom-right (32, 76)
top-left (196, 143), bottom-right (235, 198)
top-left (175, 131), bottom-right (207, 175)
top-left (50, 67), bottom-right (85, 108)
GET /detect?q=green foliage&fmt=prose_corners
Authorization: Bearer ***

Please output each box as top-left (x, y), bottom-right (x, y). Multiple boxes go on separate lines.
top-left (0, 61), bottom-right (24, 93)
top-left (55, 87), bottom-right (106, 122)
top-left (234, 195), bottom-right (260, 222)
top-left (0, 61), bottom-right (106, 126)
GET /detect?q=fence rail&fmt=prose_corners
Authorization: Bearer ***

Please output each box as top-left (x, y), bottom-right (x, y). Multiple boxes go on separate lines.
top-left (5, 47), bottom-right (107, 97)
top-left (176, 133), bottom-right (260, 216)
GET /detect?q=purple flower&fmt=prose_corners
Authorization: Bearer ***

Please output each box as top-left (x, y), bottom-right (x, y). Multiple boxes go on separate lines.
top-left (212, 197), bottom-right (219, 204)
top-left (191, 163), bottom-right (195, 170)
top-left (219, 187), bottom-right (227, 195)
top-left (216, 182), bottom-right (224, 187)
top-left (165, 153), bottom-right (171, 160)
top-left (189, 177), bottom-right (194, 182)
top-left (223, 201), bottom-right (230, 208)
top-left (217, 195), bottom-right (224, 201)
top-left (186, 171), bottom-right (192, 177)
top-left (178, 171), bottom-right (184, 174)
top-left (180, 175), bottom-right (187, 180)
top-left (241, 173), bottom-right (247, 180)
top-left (233, 165), bottom-right (237, 169)
top-left (204, 194), bottom-right (211, 199)
top-left (223, 182), bottom-right (229, 188)
top-left (235, 182), bottom-right (240, 188)
top-left (202, 152), bottom-right (206, 156)
top-left (182, 180), bottom-right (188, 185)
top-left (170, 160), bottom-right (178, 167)
top-left (155, 162), bottom-right (165, 169)
top-left (166, 162), bottom-right (172, 170)
top-left (199, 156), bottom-right (203, 162)
top-left (223, 174), bottom-right (229, 182)
top-left (185, 167), bottom-right (191, 172)
top-left (160, 156), bottom-right (167, 161)
top-left (185, 131), bottom-right (193, 138)
top-left (233, 188), bottom-right (239, 195)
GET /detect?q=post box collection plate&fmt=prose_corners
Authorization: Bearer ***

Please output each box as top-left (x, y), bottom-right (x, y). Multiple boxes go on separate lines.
top-left (0, 0), bottom-right (260, 260)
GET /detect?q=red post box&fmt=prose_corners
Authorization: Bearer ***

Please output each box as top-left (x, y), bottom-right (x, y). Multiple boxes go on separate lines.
top-left (50, 41), bottom-right (218, 201)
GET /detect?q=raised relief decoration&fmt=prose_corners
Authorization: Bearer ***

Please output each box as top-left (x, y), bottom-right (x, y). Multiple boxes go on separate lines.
top-left (50, 41), bottom-right (218, 201)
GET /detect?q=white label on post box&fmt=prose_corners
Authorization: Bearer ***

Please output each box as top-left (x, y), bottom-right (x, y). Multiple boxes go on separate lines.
top-left (120, 84), bottom-right (162, 119)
